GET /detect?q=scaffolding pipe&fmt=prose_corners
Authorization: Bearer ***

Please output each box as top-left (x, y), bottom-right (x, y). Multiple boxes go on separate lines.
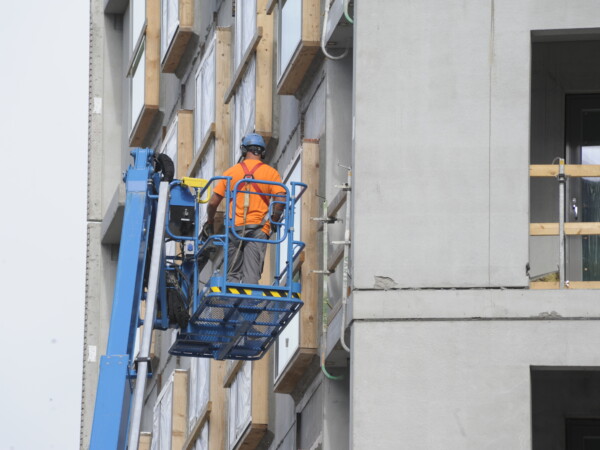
top-left (558, 159), bottom-right (565, 289)
top-left (127, 181), bottom-right (170, 450)
top-left (339, 168), bottom-right (352, 353)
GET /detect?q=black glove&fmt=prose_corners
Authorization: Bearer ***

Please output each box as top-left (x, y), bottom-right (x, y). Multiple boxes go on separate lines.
top-left (270, 215), bottom-right (280, 236)
top-left (200, 221), bottom-right (214, 241)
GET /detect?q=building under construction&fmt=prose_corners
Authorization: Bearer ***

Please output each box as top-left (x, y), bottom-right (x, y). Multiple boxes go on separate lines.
top-left (82, 0), bottom-right (600, 448)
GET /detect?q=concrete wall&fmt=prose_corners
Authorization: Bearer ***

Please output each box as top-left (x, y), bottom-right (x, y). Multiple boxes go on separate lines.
top-left (351, 318), bottom-right (600, 450)
top-left (352, 0), bottom-right (599, 289)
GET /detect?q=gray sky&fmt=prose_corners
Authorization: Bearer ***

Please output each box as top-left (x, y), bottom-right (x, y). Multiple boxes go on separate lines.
top-left (0, 1), bottom-right (88, 448)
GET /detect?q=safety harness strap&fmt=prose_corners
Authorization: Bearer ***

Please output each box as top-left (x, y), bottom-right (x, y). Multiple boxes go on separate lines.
top-left (239, 161), bottom-right (270, 207)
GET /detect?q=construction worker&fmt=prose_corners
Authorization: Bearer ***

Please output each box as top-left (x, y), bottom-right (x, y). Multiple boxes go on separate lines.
top-left (204, 133), bottom-right (286, 284)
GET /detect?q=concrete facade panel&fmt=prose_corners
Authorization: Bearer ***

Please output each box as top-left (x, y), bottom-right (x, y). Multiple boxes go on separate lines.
top-left (353, 0), bottom-right (492, 288)
top-left (351, 320), bottom-right (600, 450)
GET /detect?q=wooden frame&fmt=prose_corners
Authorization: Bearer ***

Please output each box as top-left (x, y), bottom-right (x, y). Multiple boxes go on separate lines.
top-left (208, 361), bottom-right (227, 450)
top-left (530, 222), bottom-right (600, 236)
top-left (233, 356), bottom-right (270, 450)
top-left (529, 163), bottom-right (600, 290)
top-left (215, 28), bottom-right (232, 175)
top-left (139, 432), bottom-right (152, 450)
top-left (530, 281), bottom-right (600, 289)
top-left (224, 28), bottom-right (263, 105)
top-left (227, 0), bottom-right (273, 142)
top-left (130, 0), bottom-right (160, 147)
top-left (177, 110), bottom-right (194, 176)
top-left (530, 164), bottom-right (600, 177)
top-left (274, 139), bottom-right (320, 394)
top-left (161, 0), bottom-right (195, 73)
top-left (276, 0), bottom-right (321, 96)
top-left (183, 402), bottom-right (212, 450)
top-left (172, 370), bottom-right (189, 450)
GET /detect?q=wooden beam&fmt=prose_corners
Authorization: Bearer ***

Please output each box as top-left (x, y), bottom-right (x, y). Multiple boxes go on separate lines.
top-left (215, 28), bottom-right (232, 175)
top-left (224, 27), bottom-right (263, 105)
top-left (276, 43), bottom-right (320, 95)
top-left (177, 110), bottom-right (194, 177)
top-left (145, 0), bottom-right (160, 107)
top-left (530, 164), bottom-right (600, 177)
top-left (273, 347), bottom-right (318, 394)
top-left (266, 0), bottom-right (277, 15)
top-left (302, 0), bottom-right (321, 44)
top-left (251, 353), bottom-right (270, 425)
top-left (255, 0), bottom-right (273, 139)
top-left (139, 432), bottom-right (152, 450)
top-left (300, 140), bottom-right (320, 349)
top-left (530, 222), bottom-right (600, 236)
top-left (187, 123), bottom-right (216, 177)
top-left (223, 360), bottom-right (244, 388)
top-left (183, 402), bottom-right (211, 450)
top-left (172, 370), bottom-right (189, 450)
top-left (327, 244), bottom-right (344, 274)
top-left (530, 281), bottom-right (600, 290)
top-left (208, 361), bottom-right (227, 450)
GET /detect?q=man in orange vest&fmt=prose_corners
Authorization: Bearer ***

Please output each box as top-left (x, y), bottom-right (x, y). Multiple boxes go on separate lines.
top-left (204, 133), bottom-right (286, 284)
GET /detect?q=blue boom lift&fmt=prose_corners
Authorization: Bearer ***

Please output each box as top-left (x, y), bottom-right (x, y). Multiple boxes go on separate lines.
top-left (90, 148), bottom-right (306, 449)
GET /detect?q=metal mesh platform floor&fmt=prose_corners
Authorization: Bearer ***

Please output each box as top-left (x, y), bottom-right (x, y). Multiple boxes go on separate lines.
top-left (169, 286), bottom-right (302, 360)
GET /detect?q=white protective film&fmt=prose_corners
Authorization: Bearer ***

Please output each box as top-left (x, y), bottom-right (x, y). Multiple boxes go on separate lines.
top-left (193, 423), bottom-right (209, 450)
top-left (279, 0), bottom-right (302, 77)
top-left (234, 0), bottom-right (257, 68)
top-left (193, 142), bottom-right (215, 225)
top-left (161, 0), bottom-right (179, 61)
top-left (228, 362), bottom-right (252, 449)
top-left (131, 0), bottom-right (146, 52)
top-left (131, 43), bottom-right (146, 132)
top-left (194, 39), bottom-right (216, 154)
top-left (279, 158), bottom-right (302, 276)
top-left (189, 358), bottom-right (211, 429)
top-left (151, 376), bottom-right (174, 450)
top-left (233, 59), bottom-right (256, 163)
top-left (277, 312), bottom-right (299, 376)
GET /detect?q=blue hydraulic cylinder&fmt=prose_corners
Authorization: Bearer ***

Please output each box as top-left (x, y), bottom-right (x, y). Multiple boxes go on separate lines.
top-left (90, 148), bottom-right (156, 450)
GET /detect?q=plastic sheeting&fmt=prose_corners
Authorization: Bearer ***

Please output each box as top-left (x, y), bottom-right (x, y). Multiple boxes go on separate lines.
top-left (131, 0), bottom-right (146, 52)
top-left (188, 358), bottom-right (211, 430)
top-left (193, 141), bottom-right (215, 225)
top-left (234, 0), bottom-right (257, 67)
top-left (279, 0), bottom-right (302, 76)
top-left (151, 375), bottom-right (174, 450)
top-left (233, 59), bottom-right (256, 162)
top-left (194, 39), bottom-right (216, 153)
top-left (161, 0), bottom-right (179, 61)
top-left (228, 362), bottom-right (252, 449)
top-left (193, 423), bottom-right (209, 450)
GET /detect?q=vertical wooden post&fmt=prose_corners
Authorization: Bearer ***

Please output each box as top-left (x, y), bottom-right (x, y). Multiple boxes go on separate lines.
top-left (300, 139), bottom-right (320, 349)
top-left (172, 370), bottom-right (189, 449)
top-left (177, 110), bottom-right (194, 177)
top-left (256, 0), bottom-right (274, 140)
top-left (209, 361), bottom-right (228, 450)
top-left (215, 27), bottom-right (232, 174)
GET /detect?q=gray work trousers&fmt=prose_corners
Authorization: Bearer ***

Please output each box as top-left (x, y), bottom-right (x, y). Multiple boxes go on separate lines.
top-left (227, 226), bottom-right (268, 284)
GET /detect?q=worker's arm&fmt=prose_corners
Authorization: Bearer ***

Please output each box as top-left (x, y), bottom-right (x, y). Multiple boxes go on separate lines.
top-left (206, 192), bottom-right (224, 224)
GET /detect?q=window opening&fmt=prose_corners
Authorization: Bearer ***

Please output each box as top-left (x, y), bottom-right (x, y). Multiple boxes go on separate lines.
top-left (130, 41), bottom-right (146, 132)
top-left (161, 0), bottom-right (180, 62)
top-left (279, 0), bottom-right (302, 78)
top-left (195, 40), bottom-right (217, 154)
top-left (233, 60), bottom-right (256, 163)
top-left (228, 362), bottom-right (252, 450)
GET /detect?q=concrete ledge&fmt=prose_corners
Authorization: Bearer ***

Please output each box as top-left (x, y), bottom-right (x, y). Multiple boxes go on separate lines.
top-left (101, 183), bottom-right (126, 244)
top-left (352, 288), bottom-right (600, 321)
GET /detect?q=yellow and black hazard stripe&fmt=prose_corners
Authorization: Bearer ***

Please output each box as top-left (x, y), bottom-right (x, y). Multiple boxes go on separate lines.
top-left (209, 286), bottom-right (301, 299)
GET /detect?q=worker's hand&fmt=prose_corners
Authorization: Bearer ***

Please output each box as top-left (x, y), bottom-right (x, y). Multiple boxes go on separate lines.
top-left (200, 221), bottom-right (214, 241)
top-left (270, 215), bottom-right (280, 236)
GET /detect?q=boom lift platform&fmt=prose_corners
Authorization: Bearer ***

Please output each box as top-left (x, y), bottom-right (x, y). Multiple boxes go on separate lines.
top-left (90, 148), bottom-right (306, 449)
